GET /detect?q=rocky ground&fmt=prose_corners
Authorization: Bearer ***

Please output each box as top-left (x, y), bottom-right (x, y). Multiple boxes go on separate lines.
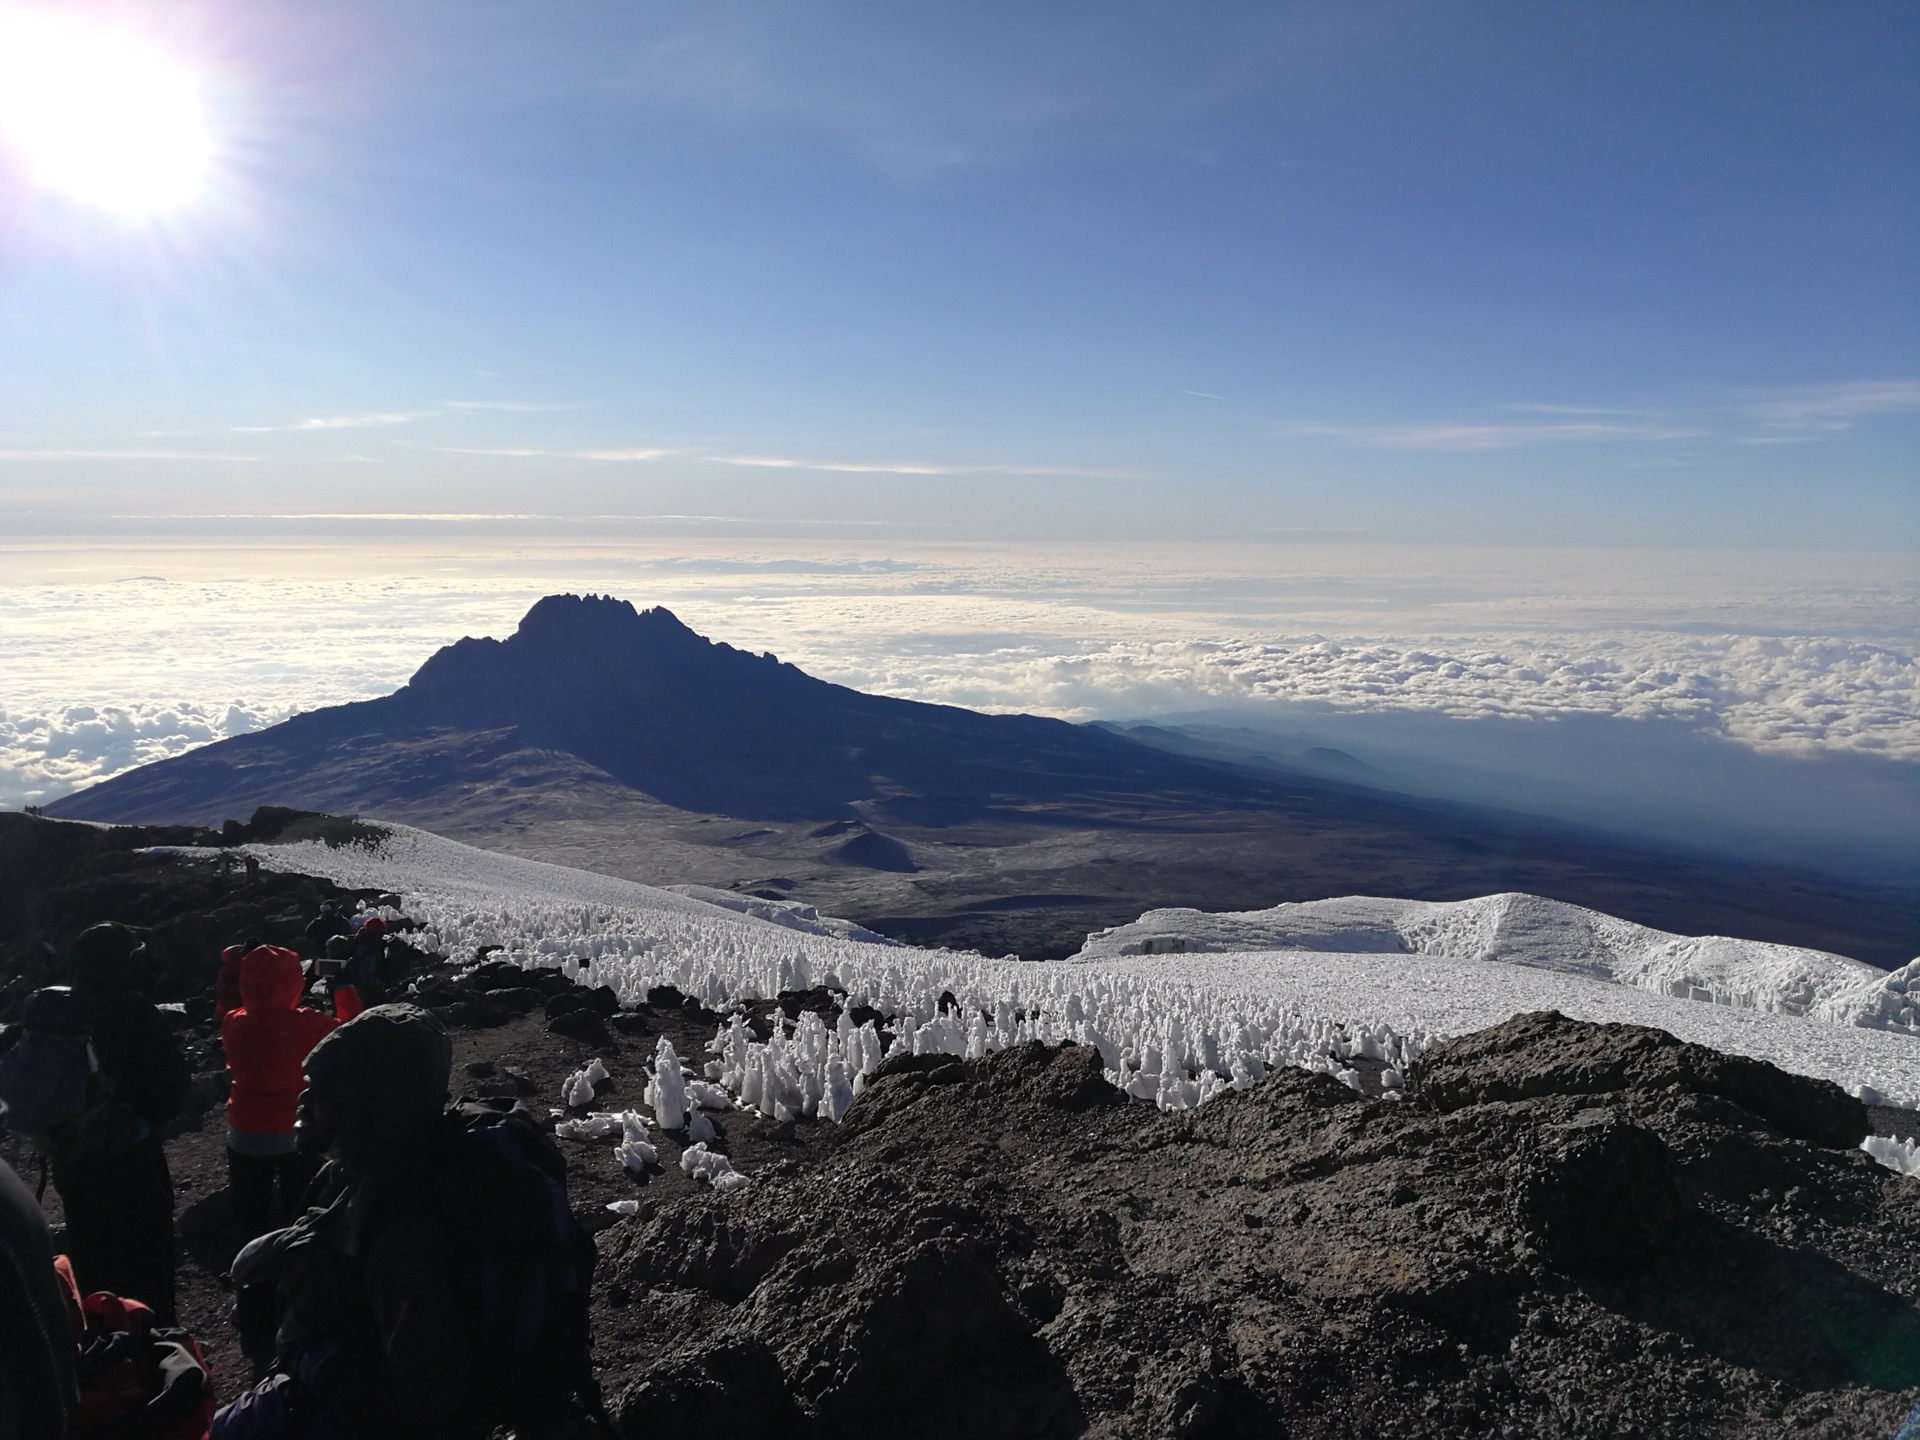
top-left (0, 808), bottom-right (401, 1023)
top-left (590, 1012), bottom-right (1920, 1440)
top-left (6, 817), bottom-right (1920, 1437)
top-left (140, 957), bottom-right (1920, 1439)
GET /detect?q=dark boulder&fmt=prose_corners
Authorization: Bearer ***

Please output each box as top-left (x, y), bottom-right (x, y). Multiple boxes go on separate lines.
top-left (1412, 1009), bottom-right (1869, 1149)
top-left (1506, 1110), bottom-right (1686, 1274)
top-left (548, 1008), bottom-right (612, 1045)
top-left (546, 984), bottom-right (621, 1022)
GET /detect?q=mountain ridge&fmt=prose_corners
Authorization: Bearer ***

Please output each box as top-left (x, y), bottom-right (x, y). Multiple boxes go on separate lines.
top-left (54, 593), bottom-right (1308, 825)
top-left (45, 594), bottom-right (1920, 965)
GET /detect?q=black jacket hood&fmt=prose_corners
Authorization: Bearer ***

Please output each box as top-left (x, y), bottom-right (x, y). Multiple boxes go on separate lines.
top-left (304, 1003), bottom-right (451, 1178)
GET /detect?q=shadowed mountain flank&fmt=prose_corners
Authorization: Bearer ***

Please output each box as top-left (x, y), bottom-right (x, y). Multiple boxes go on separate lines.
top-left (50, 595), bottom-right (1297, 825)
top-left (45, 595), bottom-right (1920, 964)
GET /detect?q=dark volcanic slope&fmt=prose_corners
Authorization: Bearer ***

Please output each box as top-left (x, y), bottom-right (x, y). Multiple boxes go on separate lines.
top-left (45, 595), bottom-right (1920, 964)
top-left (50, 594), bottom-right (1284, 824)
top-left (0, 809), bottom-right (398, 1020)
top-left (597, 1013), bottom-right (1920, 1440)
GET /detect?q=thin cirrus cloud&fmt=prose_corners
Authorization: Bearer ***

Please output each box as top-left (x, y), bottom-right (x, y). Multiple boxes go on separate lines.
top-left (230, 412), bottom-right (425, 434)
top-left (1741, 379), bottom-right (1920, 439)
top-left (431, 446), bottom-right (1127, 477)
top-left (433, 446), bottom-right (677, 461)
top-left (706, 455), bottom-right (1133, 478)
top-left (1501, 403), bottom-right (1634, 417)
top-left (0, 448), bottom-right (258, 461)
top-left (1283, 380), bottom-right (1920, 452)
top-left (1279, 420), bottom-right (1704, 451)
top-left (228, 401), bottom-right (578, 434)
top-left (709, 454), bottom-right (957, 475)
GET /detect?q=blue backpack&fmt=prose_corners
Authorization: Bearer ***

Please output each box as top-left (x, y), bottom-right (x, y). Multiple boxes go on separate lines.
top-left (0, 987), bottom-right (101, 1145)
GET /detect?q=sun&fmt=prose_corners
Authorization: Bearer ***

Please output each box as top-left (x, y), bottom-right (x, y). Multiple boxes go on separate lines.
top-left (0, 9), bottom-right (214, 217)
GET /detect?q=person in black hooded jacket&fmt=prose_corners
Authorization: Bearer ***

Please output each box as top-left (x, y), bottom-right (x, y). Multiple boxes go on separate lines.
top-left (55, 921), bottom-right (190, 1322)
top-left (220, 1003), bottom-right (478, 1440)
top-left (0, 1156), bottom-right (79, 1440)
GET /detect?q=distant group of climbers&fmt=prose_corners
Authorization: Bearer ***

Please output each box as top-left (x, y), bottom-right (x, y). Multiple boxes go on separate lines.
top-left (213, 853), bottom-right (261, 882)
top-left (0, 879), bottom-right (604, 1439)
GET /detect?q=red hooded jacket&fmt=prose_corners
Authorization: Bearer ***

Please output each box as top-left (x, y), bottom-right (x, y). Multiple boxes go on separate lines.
top-left (222, 946), bottom-right (337, 1137)
top-left (215, 943), bottom-right (246, 1021)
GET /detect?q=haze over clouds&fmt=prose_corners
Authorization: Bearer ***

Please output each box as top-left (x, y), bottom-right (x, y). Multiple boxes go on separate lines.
top-left (4, 535), bottom-right (1915, 873)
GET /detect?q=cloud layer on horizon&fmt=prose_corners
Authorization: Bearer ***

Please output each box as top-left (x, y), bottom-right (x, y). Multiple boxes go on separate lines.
top-left (3, 541), bottom-right (1914, 818)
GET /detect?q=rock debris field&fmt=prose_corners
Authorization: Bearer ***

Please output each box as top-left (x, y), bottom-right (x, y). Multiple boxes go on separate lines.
top-left (141, 822), bottom-right (1920, 1436)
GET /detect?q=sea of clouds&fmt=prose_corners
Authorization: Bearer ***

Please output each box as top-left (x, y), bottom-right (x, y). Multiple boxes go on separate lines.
top-left (4, 536), bottom-right (1915, 869)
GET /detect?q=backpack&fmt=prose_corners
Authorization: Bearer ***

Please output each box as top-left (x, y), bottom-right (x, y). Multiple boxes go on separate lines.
top-left (436, 1099), bottom-right (606, 1436)
top-left (58, 1262), bottom-right (220, 1440)
top-left (0, 987), bottom-right (101, 1143)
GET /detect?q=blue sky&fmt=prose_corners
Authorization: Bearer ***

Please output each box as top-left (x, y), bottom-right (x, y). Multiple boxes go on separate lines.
top-left (0, 0), bottom-right (1915, 544)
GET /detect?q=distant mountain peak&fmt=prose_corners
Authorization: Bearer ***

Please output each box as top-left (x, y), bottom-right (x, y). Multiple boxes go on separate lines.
top-left (401, 594), bottom-right (741, 699)
top-left (515, 593), bottom-right (694, 641)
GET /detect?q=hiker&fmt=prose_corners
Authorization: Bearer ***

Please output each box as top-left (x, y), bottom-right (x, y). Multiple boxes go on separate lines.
top-left (56, 922), bottom-right (190, 1323)
top-left (224, 945), bottom-right (335, 1238)
top-left (304, 902), bottom-right (351, 957)
top-left (220, 1004), bottom-right (472, 1437)
top-left (0, 1156), bottom-right (79, 1439)
top-left (215, 1004), bottom-right (601, 1440)
top-left (223, 944), bottom-right (337, 1373)
top-left (215, 937), bottom-right (262, 1022)
top-left (319, 934), bottom-right (366, 1021)
top-left (349, 912), bottom-right (389, 998)
top-left (243, 854), bottom-right (261, 882)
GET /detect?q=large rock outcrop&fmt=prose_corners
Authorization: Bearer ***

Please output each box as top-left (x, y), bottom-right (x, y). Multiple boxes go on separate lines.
top-left (593, 1013), bottom-right (1920, 1439)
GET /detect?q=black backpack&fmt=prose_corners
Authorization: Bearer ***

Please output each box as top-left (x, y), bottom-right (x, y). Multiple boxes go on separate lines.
top-left (435, 1099), bottom-right (608, 1436)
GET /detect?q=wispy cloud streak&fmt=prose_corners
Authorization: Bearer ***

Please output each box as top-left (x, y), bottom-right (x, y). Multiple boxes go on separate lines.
top-left (430, 446), bottom-right (1125, 477)
top-left (0, 449), bottom-right (258, 462)
top-left (707, 455), bottom-right (1131, 477)
top-left (1284, 379), bottom-right (1920, 452)
top-left (1278, 421), bottom-right (1702, 451)
top-left (232, 412), bottom-right (424, 434)
top-left (1742, 380), bottom-right (1920, 437)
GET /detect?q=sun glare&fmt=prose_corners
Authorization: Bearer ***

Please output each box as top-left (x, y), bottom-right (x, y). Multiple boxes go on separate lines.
top-left (0, 9), bottom-right (213, 217)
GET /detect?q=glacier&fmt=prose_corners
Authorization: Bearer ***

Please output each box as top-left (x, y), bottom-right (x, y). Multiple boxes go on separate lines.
top-left (193, 823), bottom-right (1920, 1143)
top-left (1081, 892), bottom-right (1920, 1033)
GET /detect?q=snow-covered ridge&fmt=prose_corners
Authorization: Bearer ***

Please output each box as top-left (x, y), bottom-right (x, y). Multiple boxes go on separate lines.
top-left (1081, 892), bottom-right (1920, 1034)
top-left (214, 823), bottom-right (1920, 1135)
top-left (659, 883), bottom-right (899, 947)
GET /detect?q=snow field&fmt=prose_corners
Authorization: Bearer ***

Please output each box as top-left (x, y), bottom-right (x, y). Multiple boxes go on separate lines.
top-left (699, 971), bottom-right (1430, 1127)
top-left (1084, 893), bottom-right (1920, 1035)
top-left (660, 884), bottom-right (899, 947)
top-left (1078, 950), bottom-right (1920, 1116)
top-left (226, 825), bottom-right (1920, 1179)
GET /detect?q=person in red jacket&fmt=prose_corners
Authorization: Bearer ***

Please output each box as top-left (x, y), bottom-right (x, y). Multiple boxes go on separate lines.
top-left (214, 937), bottom-right (258, 1021)
top-left (222, 945), bottom-right (337, 1240)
